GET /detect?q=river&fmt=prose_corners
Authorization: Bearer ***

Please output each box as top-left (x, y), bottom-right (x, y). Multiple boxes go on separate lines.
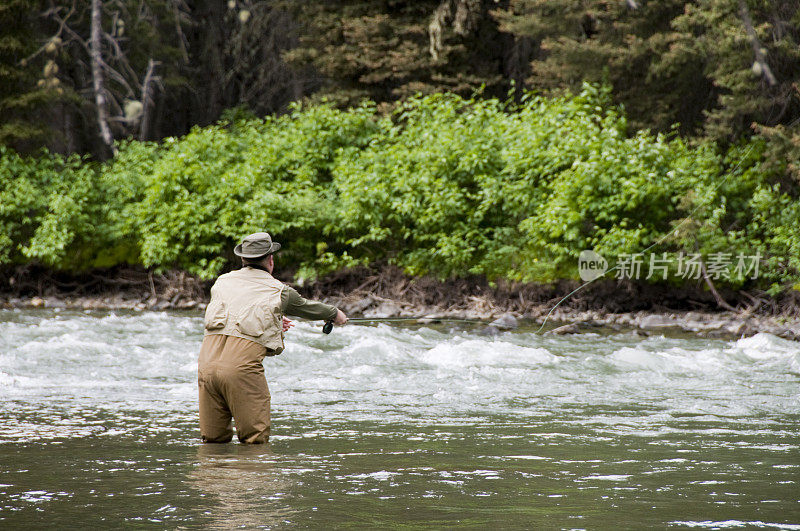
top-left (0, 309), bottom-right (798, 528)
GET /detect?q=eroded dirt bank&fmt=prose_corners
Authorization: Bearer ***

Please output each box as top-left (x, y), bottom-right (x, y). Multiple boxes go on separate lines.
top-left (2, 265), bottom-right (800, 340)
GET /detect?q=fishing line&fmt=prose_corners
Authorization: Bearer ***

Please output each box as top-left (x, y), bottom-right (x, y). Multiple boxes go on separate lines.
top-left (347, 317), bottom-right (484, 324)
top-left (323, 316), bottom-right (486, 333)
top-left (533, 140), bottom-right (760, 334)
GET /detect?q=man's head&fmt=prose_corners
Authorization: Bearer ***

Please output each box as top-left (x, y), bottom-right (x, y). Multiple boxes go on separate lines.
top-left (241, 253), bottom-right (274, 273)
top-left (233, 232), bottom-right (281, 272)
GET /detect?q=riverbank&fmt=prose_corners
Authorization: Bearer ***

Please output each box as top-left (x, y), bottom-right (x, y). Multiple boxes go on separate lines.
top-left (3, 265), bottom-right (800, 341)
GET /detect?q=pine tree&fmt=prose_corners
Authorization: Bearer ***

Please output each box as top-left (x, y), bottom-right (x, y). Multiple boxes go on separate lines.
top-left (494, 0), bottom-right (709, 134)
top-left (668, 0), bottom-right (800, 140)
top-left (185, 0), bottom-right (312, 125)
top-left (0, 0), bottom-right (67, 152)
top-left (281, 0), bottom-right (528, 107)
top-left (494, 0), bottom-right (800, 139)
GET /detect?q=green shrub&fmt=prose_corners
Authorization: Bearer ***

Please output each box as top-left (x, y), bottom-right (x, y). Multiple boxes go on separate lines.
top-left (0, 147), bottom-right (104, 269)
top-left (0, 84), bottom-right (797, 292)
top-left (128, 102), bottom-right (382, 278)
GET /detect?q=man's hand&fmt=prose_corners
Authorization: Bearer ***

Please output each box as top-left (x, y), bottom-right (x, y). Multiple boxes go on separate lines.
top-left (333, 309), bottom-right (348, 326)
top-left (282, 317), bottom-right (294, 332)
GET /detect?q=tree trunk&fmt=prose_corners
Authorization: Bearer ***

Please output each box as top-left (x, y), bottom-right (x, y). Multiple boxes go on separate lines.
top-left (195, 0), bottom-right (227, 125)
top-left (90, 0), bottom-right (117, 156)
top-left (139, 59), bottom-right (157, 141)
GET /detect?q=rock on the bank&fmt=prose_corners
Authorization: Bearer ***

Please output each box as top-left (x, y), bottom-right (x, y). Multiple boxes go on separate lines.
top-left (637, 314), bottom-right (678, 329)
top-left (547, 323), bottom-right (583, 335)
top-left (363, 301), bottom-right (402, 318)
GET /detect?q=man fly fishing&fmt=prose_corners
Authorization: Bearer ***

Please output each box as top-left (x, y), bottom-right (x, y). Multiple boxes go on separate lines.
top-left (198, 232), bottom-right (348, 444)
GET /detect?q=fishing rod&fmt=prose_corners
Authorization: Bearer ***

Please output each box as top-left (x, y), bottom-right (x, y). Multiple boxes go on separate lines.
top-left (322, 317), bottom-right (486, 334)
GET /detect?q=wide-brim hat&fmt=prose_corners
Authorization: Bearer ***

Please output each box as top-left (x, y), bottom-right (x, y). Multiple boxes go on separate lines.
top-left (233, 232), bottom-right (281, 258)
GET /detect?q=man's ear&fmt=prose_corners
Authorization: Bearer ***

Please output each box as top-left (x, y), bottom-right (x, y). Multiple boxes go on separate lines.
top-left (267, 254), bottom-right (274, 267)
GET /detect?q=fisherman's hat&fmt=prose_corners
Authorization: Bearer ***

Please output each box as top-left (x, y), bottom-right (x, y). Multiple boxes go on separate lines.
top-left (234, 232), bottom-right (281, 258)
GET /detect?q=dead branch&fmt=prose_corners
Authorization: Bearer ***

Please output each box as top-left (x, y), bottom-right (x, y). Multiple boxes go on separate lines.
top-left (139, 59), bottom-right (159, 141)
top-left (701, 262), bottom-right (737, 312)
top-left (19, 2), bottom-right (76, 66)
top-left (739, 290), bottom-right (765, 317)
top-left (739, 0), bottom-right (777, 86)
top-left (172, 0), bottom-right (190, 62)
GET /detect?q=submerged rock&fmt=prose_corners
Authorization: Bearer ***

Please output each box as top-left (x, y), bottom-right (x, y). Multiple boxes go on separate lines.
top-left (490, 313), bottom-right (518, 330)
top-left (37, 297), bottom-right (65, 308)
top-left (477, 325), bottom-right (501, 336)
top-left (638, 314), bottom-right (677, 328)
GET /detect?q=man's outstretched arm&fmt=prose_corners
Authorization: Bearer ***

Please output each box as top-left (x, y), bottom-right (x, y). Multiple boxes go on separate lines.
top-left (281, 286), bottom-right (347, 324)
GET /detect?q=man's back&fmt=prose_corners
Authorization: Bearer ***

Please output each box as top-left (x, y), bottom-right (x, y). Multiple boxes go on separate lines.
top-left (204, 267), bottom-right (286, 353)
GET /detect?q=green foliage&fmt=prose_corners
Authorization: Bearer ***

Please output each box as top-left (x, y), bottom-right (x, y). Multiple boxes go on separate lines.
top-left (3, 0), bottom-right (797, 161)
top-left (0, 146), bottom-right (105, 269)
top-left (332, 91), bottom-right (510, 278)
top-left (495, 0), bottom-right (800, 138)
top-left (0, 0), bottom-right (65, 150)
top-left (668, 0), bottom-right (800, 140)
top-left (1, 86), bottom-right (798, 292)
top-left (128, 102), bottom-right (381, 278)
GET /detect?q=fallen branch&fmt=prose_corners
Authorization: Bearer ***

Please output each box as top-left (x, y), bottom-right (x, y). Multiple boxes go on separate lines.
top-left (701, 263), bottom-right (737, 312)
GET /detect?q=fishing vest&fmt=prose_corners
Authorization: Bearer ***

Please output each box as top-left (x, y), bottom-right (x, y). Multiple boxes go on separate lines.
top-left (203, 267), bottom-right (285, 354)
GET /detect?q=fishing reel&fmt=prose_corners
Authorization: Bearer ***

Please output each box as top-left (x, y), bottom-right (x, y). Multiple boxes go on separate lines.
top-left (322, 321), bottom-right (334, 334)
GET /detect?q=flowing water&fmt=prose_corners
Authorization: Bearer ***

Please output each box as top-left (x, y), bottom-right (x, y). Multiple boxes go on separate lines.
top-left (0, 308), bottom-right (798, 529)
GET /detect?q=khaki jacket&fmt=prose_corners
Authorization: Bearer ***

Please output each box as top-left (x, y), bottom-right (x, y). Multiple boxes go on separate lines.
top-left (204, 267), bottom-right (285, 354)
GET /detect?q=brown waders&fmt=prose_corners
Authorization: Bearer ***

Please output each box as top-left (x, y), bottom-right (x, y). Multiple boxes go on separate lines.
top-left (198, 334), bottom-right (271, 444)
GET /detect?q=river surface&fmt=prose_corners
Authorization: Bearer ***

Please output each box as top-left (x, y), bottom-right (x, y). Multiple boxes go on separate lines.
top-left (0, 309), bottom-right (798, 529)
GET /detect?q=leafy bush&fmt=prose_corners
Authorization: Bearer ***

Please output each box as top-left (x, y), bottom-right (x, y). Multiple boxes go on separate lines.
top-left (128, 102), bottom-right (382, 278)
top-left (1, 85), bottom-right (797, 292)
top-left (0, 147), bottom-right (105, 269)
